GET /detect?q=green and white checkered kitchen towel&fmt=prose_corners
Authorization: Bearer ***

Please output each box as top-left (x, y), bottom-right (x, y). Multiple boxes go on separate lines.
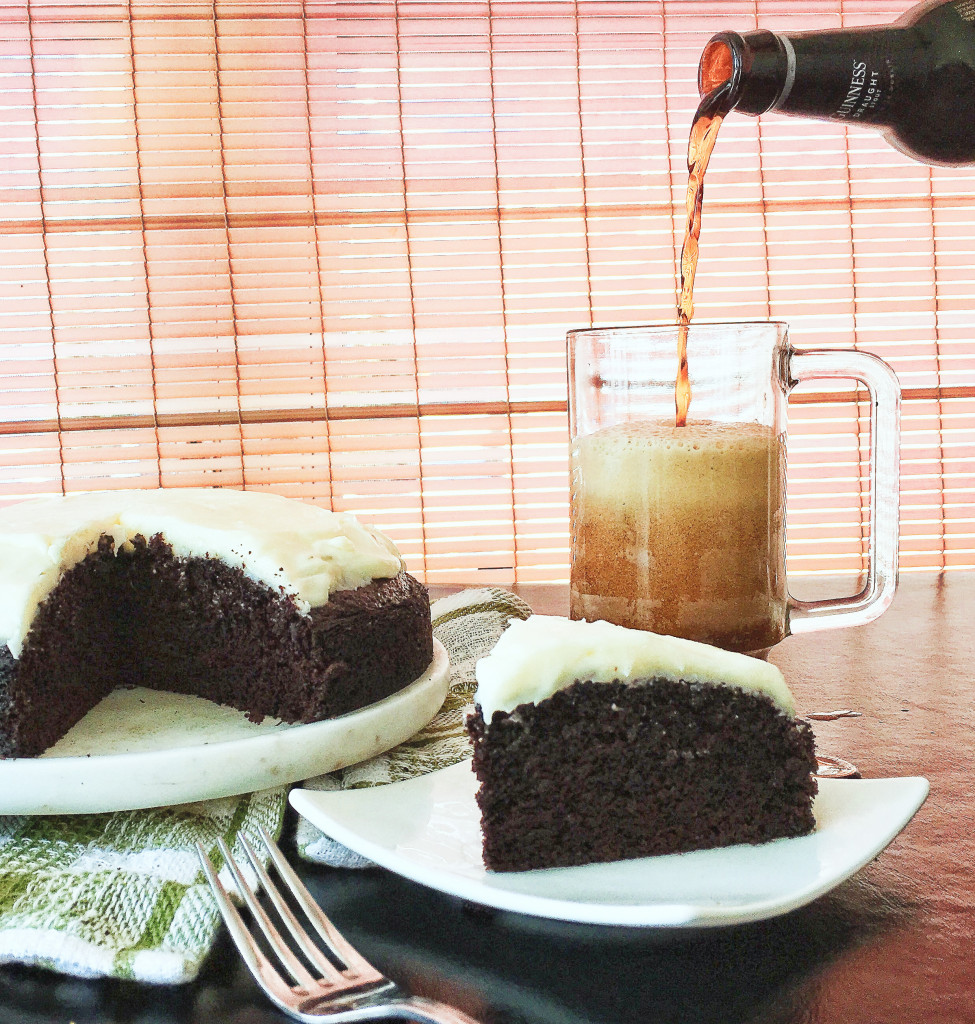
top-left (0, 587), bottom-right (531, 984)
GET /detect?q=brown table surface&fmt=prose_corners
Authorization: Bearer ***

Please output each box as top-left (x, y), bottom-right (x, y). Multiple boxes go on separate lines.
top-left (1, 572), bottom-right (973, 1023)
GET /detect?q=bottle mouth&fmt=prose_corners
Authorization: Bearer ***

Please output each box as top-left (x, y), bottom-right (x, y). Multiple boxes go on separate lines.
top-left (699, 36), bottom-right (739, 96)
top-left (698, 33), bottom-right (743, 102)
top-left (698, 30), bottom-right (788, 115)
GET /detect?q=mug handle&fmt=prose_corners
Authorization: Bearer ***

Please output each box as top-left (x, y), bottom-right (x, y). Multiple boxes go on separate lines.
top-left (784, 347), bottom-right (901, 634)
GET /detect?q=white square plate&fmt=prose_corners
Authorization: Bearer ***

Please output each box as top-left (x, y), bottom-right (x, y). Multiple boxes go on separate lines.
top-left (290, 761), bottom-right (928, 928)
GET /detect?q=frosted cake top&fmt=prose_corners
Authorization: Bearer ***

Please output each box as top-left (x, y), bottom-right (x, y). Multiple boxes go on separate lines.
top-left (0, 488), bottom-right (404, 659)
top-left (474, 614), bottom-right (796, 720)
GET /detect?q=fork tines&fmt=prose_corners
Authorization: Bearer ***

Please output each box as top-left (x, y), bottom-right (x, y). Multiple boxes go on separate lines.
top-left (197, 826), bottom-right (389, 1010)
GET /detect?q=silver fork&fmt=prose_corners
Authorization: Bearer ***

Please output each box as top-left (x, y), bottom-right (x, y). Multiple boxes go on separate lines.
top-left (197, 826), bottom-right (482, 1024)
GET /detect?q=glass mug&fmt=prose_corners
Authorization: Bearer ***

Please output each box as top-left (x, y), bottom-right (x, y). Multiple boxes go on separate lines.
top-left (568, 321), bottom-right (901, 654)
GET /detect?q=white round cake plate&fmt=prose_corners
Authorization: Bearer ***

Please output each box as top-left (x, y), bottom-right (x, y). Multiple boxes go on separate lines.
top-left (0, 638), bottom-right (449, 815)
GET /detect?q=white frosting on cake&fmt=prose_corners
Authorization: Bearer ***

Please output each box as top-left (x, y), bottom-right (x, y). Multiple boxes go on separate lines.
top-left (473, 615), bottom-right (795, 720)
top-left (0, 488), bottom-right (404, 660)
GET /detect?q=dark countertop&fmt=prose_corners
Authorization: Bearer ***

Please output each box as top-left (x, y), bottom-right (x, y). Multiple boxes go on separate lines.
top-left (2, 571), bottom-right (973, 1023)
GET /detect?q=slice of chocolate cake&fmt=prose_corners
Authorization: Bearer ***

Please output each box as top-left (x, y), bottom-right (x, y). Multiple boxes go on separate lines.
top-left (466, 615), bottom-right (817, 872)
top-left (0, 489), bottom-right (433, 758)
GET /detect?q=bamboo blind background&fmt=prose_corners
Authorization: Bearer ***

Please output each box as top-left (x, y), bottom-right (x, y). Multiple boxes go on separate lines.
top-left (1, 0), bottom-right (972, 583)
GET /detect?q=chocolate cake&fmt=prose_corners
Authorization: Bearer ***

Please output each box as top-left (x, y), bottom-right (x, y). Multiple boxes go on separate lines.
top-left (0, 489), bottom-right (433, 759)
top-left (466, 616), bottom-right (817, 872)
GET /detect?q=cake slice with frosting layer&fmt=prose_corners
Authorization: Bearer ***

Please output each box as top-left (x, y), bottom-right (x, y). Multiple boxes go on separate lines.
top-left (466, 615), bottom-right (817, 872)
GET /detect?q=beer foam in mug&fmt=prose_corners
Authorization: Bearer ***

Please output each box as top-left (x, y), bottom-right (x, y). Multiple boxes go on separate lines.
top-left (573, 418), bottom-right (782, 506)
top-left (583, 418), bottom-right (776, 454)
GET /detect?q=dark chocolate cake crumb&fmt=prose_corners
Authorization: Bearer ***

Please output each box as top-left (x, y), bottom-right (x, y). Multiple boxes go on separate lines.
top-left (466, 677), bottom-right (818, 872)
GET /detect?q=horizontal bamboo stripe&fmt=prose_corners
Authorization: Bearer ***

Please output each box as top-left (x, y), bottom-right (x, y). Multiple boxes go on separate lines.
top-left (4, 192), bottom-right (975, 237)
top-left (0, 387), bottom-right (969, 437)
top-left (2, 2), bottom-right (931, 25)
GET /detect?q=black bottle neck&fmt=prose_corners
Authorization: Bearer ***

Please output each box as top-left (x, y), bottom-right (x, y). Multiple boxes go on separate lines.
top-left (703, 26), bottom-right (913, 128)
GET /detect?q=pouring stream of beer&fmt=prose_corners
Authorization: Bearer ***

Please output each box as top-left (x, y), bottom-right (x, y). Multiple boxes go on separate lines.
top-left (676, 80), bottom-right (734, 427)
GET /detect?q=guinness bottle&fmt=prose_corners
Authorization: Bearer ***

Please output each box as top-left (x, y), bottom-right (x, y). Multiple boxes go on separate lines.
top-left (699, 0), bottom-right (975, 164)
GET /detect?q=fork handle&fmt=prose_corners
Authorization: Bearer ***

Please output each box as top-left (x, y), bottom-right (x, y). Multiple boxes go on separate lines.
top-left (391, 997), bottom-right (483, 1024)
